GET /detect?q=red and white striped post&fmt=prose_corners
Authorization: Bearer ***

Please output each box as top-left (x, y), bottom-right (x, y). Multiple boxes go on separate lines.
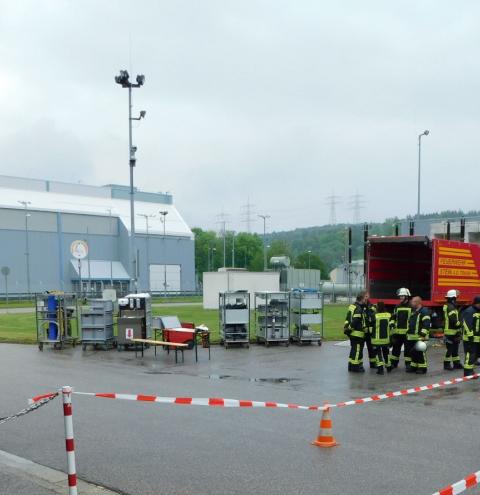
top-left (62, 386), bottom-right (78, 495)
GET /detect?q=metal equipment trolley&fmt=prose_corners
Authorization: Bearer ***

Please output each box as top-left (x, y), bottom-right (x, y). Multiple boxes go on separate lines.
top-left (81, 299), bottom-right (115, 350)
top-left (219, 291), bottom-right (250, 349)
top-left (254, 291), bottom-right (290, 346)
top-left (290, 289), bottom-right (323, 345)
top-left (117, 293), bottom-right (152, 351)
top-left (36, 292), bottom-right (79, 351)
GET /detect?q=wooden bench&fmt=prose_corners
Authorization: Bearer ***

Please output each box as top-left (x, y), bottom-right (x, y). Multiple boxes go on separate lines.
top-left (131, 338), bottom-right (188, 363)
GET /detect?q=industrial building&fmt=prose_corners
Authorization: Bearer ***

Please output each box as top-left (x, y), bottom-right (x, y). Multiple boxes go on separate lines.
top-left (0, 175), bottom-right (195, 295)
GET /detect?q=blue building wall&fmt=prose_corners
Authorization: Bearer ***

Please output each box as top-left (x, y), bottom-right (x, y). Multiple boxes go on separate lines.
top-left (0, 212), bottom-right (196, 295)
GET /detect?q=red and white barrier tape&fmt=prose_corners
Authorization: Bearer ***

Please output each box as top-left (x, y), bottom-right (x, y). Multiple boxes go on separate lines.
top-left (68, 373), bottom-right (479, 412)
top-left (328, 373), bottom-right (479, 409)
top-left (30, 373), bottom-right (479, 413)
top-left (73, 392), bottom-right (326, 411)
top-left (432, 469), bottom-right (480, 495)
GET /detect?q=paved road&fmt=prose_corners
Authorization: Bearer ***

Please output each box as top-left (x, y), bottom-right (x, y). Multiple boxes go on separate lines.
top-left (0, 307), bottom-right (35, 314)
top-left (0, 342), bottom-right (478, 495)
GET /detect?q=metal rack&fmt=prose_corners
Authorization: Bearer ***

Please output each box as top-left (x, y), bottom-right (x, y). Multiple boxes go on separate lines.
top-left (219, 291), bottom-right (250, 349)
top-left (80, 299), bottom-right (115, 350)
top-left (290, 289), bottom-right (323, 345)
top-left (254, 291), bottom-right (290, 346)
top-left (36, 293), bottom-right (79, 351)
top-left (117, 293), bottom-right (152, 351)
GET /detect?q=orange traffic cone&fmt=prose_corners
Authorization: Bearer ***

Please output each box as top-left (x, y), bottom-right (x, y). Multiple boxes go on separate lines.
top-left (312, 406), bottom-right (338, 448)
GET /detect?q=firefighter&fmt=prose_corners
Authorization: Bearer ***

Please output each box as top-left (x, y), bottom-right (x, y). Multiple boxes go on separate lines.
top-left (461, 296), bottom-right (480, 376)
top-left (390, 288), bottom-right (412, 370)
top-left (407, 296), bottom-right (431, 374)
top-left (443, 289), bottom-right (463, 370)
top-left (365, 297), bottom-right (378, 369)
top-left (344, 291), bottom-right (369, 373)
top-left (371, 301), bottom-right (392, 375)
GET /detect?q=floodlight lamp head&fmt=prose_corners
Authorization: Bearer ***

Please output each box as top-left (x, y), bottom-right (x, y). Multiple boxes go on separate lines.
top-left (115, 70), bottom-right (130, 86)
top-left (140, 110), bottom-right (146, 119)
top-left (136, 74), bottom-right (145, 86)
top-left (423, 130), bottom-right (430, 136)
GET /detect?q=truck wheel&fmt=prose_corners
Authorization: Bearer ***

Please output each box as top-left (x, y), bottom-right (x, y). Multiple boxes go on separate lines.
top-left (82, 344), bottom-right (87, 351)
top-left (38, 343), bottom-right (44, 351)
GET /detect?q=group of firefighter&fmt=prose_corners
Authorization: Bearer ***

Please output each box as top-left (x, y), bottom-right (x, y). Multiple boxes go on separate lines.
top-left (344, 287), bottom-right (480, 377)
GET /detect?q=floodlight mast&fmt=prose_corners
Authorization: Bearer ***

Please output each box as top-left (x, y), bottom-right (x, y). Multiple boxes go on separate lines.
top-left (115, 70), bottom-right (146, 292)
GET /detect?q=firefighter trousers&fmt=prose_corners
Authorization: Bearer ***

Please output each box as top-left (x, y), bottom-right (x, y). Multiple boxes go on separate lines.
top-left (364, 333), bottom-right (378, 368)
top-left (348, 336), bottom-right (364, 370)
top-left (444, 337), bottom-right (461, 365)
top-left (374, 345), bottom-right (390, 369)
top-left (463, 341), bottom-right (477, 376)
top-left (409, 342), bottom-right (427, 371)
top-left (391, 333), bottom-right (410, 368)
top-left (404, 340), bottom-right (416, 370)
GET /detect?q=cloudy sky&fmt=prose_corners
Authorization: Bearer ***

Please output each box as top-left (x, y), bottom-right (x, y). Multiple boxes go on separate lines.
top-left (1, 1), bottom-right (479, 233)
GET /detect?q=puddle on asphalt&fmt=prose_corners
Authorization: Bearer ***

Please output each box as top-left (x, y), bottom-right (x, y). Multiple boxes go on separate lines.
top-left (144, 369), bottom-right (298, 384)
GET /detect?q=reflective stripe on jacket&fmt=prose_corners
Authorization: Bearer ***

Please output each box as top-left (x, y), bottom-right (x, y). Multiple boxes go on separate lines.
top-left (443, 302), bottom-right (461, 336)
top-left (391, 305), bottom-right (411, 335)
top-left (371, 312), bottom-right (391, 346)
top-left (407, 307), bottom-right (431, 341)
top-left (462, 305), bottom-right (480, 343)
top-left (344, 302), bottom-right (367, 339)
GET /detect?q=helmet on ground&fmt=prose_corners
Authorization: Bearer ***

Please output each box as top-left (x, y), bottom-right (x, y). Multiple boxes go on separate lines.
top-left (415, 340), bottom-right (427, 352)
top-left (396, 288), bottom-right (411, 297)
top-left (445, 289), bottom-right (459, 299)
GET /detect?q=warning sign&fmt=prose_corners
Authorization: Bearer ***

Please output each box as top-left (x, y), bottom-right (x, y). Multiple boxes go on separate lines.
top-left (125, 328), bottom-right (134, 340)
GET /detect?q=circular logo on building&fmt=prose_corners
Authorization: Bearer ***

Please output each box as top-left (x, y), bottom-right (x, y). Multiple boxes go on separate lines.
top-left (70, 240), bottom-right (89, 260)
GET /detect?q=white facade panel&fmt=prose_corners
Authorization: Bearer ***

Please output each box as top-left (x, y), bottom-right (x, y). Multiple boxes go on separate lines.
top-left (150, 264), bottom-right (181, 292)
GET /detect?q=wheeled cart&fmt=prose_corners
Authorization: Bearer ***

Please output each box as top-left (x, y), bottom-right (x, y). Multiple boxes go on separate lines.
top-left (117, 293), bottom-right (152, 351)
top-left (36, 293), bottom-right (79, 351)
top-left (219, 291), bottom-right (250, 349)
top-left (290, 289), bottom-right (323, 345)
top-left (81, 299), bottom-right (115, 350)
top-left (255, 292), bottom-right (290, 346)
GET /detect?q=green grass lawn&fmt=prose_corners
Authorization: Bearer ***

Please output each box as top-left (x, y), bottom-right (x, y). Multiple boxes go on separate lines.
top-left (0, 303), bottom-right (348, 345)
top-left (151, 295), bottom-right (203, 304)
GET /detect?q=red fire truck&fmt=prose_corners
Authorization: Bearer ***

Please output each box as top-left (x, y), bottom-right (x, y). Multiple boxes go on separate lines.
top-left (367, 236), bottom-right (480, 317)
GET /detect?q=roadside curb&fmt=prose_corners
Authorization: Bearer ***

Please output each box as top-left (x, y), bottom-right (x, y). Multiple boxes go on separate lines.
top-left (0, 449), bottom-right (119, 494)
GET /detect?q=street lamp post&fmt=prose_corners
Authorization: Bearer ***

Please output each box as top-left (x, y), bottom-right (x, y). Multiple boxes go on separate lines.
top-left (417, 129), bottom-right (430, 218)
top-left (115, 70), bottom-right (146, 292)
top-left (138, 213), bottom-right (155, 291)
top-left (210, 247), bottom-right (216, 271)
top-left (307, 250), bottom-right (312, 270)
top-left (18, 201), bottom-right (31, 297)
top-left (107, 208), bottom-right (114, 288)
top-left (258, 214), bottom-right (270, 271)
top-left (159, 211), bottom-right (168, 297)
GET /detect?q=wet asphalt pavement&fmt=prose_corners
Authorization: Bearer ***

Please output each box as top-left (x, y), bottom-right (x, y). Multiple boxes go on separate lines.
top-left (0, 341), bottom-right (479, 495)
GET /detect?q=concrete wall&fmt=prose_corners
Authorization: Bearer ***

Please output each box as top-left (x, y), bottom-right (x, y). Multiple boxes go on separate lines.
top-left (203, 271), bottom-right (280, 309)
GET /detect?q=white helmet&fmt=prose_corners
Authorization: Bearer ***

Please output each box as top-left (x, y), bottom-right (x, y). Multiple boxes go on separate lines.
top-left (446, 289), bottom-right (459, 298)
top-left (415, 340), bottom-right (427, 352)
top-left (397, 288), bottom-right (411, 297)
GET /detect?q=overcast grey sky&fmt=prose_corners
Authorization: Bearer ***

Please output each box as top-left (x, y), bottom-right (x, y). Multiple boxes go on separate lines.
top-left (1, 1), bottom-right (479, 233)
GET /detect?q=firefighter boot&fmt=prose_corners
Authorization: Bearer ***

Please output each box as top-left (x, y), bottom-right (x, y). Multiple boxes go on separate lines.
top-left (453, 362), bottom-right (464, 370)
top-left (444, 362), bottom-right (453, 371)
top-left (376, 366), bottom-right (385, 375)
